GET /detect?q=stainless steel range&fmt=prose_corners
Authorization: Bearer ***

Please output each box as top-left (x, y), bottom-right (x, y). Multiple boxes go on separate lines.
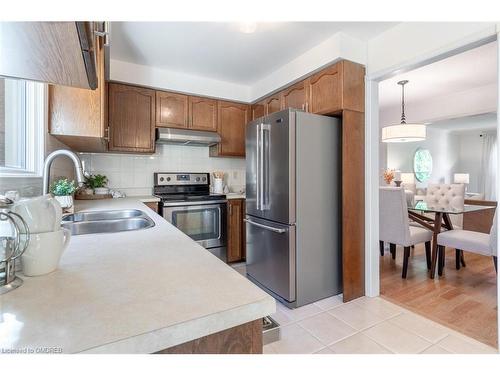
top-left (154, 173), bottom-right (227, 261)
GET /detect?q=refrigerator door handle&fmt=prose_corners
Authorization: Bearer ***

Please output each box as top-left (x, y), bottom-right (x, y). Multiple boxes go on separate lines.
top-left (259, 123), bottom-right (265, 211)
top-left (244, 218), bottom-right (287, 233)
top-left (256, 122), bottom-right (261, 210)
top-left (261, 123), bottom-right (271, 210)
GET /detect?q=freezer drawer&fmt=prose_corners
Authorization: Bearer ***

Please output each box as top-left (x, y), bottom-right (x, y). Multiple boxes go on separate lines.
top-left (245, 215), bottom-right (296, 302)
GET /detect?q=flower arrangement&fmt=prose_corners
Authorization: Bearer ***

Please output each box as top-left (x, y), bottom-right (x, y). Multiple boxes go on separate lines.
top-left (50, 178), bottom-right (77, 196)
top-left (383, 169), bottom-right (395, 185)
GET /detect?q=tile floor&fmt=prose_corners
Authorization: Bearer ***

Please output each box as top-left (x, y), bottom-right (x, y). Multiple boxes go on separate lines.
top-left (231, 263), bottom-right (498, 354)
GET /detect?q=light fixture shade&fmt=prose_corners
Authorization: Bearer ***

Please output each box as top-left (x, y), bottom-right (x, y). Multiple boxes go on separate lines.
top-left (454, 173), bottom-right (470, 184)
top-left (400, 173), bottom-right (415, 184)
top-left (381, 123), bottom-right (426, 143)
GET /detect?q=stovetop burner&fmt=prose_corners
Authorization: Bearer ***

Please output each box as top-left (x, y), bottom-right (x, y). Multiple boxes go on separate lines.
top-left (153, 172), bottom-right (225, 203)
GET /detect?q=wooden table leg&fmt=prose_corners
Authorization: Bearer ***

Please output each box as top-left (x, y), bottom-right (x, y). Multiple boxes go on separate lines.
top-left (430, 212), bottom-right (443, 279)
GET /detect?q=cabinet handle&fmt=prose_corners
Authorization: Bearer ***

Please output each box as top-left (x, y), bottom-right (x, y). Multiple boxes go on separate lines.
top-left (305, 102), bottom-right (309, 112)
top-left (104, 126), bottom-right (110, 142)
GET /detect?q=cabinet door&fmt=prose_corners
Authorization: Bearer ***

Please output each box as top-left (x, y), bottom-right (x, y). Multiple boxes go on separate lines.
top-left (265, 94), bottom-right (282, 115)
top-left (189, 96), bottom-right (217, 131)
top-left (251, 101), bottom-right (265, 121)
top-left (48, 32), bottom-right (107, 152)
top-left (108, 83), bottom-right (156, 153)
top-left (156, 91), bottom-right (189, 128)
top-left (227, 199), bottom-right (244, 262)
top-left (282, 80), bottom-right (309, 112)
top-left (308, 63), bottom-right (342, 114)
top-left (212, 101), bottom-right (249, 157)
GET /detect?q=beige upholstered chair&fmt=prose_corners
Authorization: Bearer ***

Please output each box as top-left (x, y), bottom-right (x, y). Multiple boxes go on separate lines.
top-left (425, 183), bottom-right (466, 269)
top-left (425, 183), bottom-right (465, 229)
top-left (437, 213), bottom-right (497, 274)
top-left (379, 187), bottom-right (433, 278)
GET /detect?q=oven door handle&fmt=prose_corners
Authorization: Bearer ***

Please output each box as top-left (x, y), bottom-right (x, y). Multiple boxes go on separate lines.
top-left (163, 200), bottom-right (227, 207)
top-left (244, 218), bottom-right (287, 233)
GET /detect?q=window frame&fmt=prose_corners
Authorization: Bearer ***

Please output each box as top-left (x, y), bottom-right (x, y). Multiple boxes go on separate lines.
top-left (0, 79), bottom-right (45, 178)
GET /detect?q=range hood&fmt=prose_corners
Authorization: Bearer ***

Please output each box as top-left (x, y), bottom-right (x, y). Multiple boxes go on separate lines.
top-left (156, 128), bottom-right (221, 147)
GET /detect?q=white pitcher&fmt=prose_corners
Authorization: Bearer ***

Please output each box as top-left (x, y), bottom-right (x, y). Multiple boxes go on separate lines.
top-left (12, 194), bottom-right (62, 233)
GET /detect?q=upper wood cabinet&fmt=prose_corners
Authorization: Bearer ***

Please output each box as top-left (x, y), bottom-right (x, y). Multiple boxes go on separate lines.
top-left (210, 101), bottom-right (249, 157)
top-left (264, 94), bottom-right (282, 115)
top-left (307, 60), bottom-right (365, 115)
top-left (48, 33), bottom-right (107, 152)
top-left (189, 96), bottom-right (218, 132)
top-left (251, 101), bottom-right (265, 121)
top-left (282, 80), bottom-right (310, 112)
top-left (308, 63), bottom-right (342, 115)
top-left (156, 91), bottom-right (189, 129)
top-left (108, 83), bottom-right (156, 153)
top-left (0, 22), bottom-right (97, 89)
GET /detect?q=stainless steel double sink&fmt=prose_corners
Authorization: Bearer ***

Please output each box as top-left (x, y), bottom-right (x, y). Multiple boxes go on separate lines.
top-left (62, 209), bottom-right (155, 235)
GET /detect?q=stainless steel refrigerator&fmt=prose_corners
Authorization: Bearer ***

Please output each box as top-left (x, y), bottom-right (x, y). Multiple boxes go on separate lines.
top-left (245, 109), bottom-right (342, 308)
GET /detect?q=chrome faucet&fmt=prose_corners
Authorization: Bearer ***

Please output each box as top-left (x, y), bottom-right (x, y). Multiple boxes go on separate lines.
top-left (42, 150), bottom-right (86, 195)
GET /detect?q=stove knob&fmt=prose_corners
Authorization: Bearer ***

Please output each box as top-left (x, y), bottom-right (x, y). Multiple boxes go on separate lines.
top-left (160, 177), bottom-right (164, 182)
top-left (202, 177), bottom-right (206, 182)
top-left (196, 177), bottom-right (200, 182)
top-left (166, 177), bottom-right (171, 182)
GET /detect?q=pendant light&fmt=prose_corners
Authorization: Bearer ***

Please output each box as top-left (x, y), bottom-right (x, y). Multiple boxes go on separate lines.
top-left (382, 80), bottom-right (426, 143)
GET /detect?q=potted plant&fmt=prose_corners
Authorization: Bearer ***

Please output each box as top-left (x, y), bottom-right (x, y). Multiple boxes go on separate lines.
top-left (85, 174), bottom-right (109, 195)
top-left (50, 178), bottom-right (77, 209)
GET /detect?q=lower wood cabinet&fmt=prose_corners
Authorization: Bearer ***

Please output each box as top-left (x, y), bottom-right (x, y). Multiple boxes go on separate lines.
top-left (227, 199), bottom-right (246, 263)
top-left (108, 83), bottom-right (156, 153)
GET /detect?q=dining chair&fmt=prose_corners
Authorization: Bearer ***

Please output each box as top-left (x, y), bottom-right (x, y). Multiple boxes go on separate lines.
top-left (379, 187), bottom-right (433, 278)
top-left (436, 213), bottom-right (497, 274)
top-left (425, 183), bottom-right (466, 269)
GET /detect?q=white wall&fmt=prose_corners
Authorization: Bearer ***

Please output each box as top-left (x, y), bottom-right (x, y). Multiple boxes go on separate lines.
top-left (79, 145), bottom-right (246, 196)
top-left (110, 59), bottom-right (252, 102)
top-left (110, 32), bottom-right (367, 103)
top-left (250, 32), bottom-right (366, 100)
top-left (367, 22), bottom-right (497, 76)
top-left (380, 84), bottom-right (497, 126)
top-left (386, 127), bottom-right (460, 188)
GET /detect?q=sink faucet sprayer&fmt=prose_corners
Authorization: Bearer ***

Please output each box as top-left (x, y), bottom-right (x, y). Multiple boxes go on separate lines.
top-left (42, 150), bottom-right (86, 195)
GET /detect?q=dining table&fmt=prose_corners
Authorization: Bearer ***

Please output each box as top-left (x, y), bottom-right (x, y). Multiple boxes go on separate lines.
top-left (407, 201), bottom-right (496, 279)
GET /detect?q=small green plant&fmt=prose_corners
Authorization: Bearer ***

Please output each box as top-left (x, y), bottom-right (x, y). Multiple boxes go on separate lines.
top-left (85, 174), bottom-right (108, 189)
top-left (50, 178), bottom-right (77, 196)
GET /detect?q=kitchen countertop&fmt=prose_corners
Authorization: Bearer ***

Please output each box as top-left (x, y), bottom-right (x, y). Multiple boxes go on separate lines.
top-left (128, 195), bottom-right (160, 203)
top-left (226, 193), bottom-right (246, 200)
top-left (0, 198), bottom-right (274, 353)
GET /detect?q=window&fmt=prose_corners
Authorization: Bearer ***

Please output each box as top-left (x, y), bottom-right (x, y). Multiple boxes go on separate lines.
top-left (0, 78), bottom-right (45, 177)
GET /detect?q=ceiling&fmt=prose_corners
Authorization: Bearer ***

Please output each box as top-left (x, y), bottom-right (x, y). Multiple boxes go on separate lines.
top-left (110, 22), bottom-right (396, 84)
top-left (379, 41), bottom-right (498, 109)
top-left (430, 112), bottom-right (497, 132)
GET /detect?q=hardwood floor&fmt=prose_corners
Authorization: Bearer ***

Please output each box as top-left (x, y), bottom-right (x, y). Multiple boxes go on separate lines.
top-left (380, 243), bottom-right (498, 348)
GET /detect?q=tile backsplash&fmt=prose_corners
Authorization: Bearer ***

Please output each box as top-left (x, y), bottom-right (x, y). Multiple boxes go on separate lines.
top-left (80, 144), bottom-right (246, 196)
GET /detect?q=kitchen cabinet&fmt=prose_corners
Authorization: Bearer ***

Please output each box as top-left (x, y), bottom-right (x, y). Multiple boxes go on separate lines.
top-left (0, 22), bottom-right (98, 89)
top-left (264, 93), bottom-right (282, 115)
top-left (144, 202), bottom-right (159, 213)
top-left (251, 101), bottom-right (265, 121)
top-left (307, 60), bottom-right (365, 115)
top-left (48, 32), bottom-right (107, 152)
top-left (189, 96), bottom-right (218, 131)
top-left (210, 101), bottom-right (249, 157)
top-left (282, 80), bottom-right (309, 111)
top-left (307, 63), bottom-right (342, 114)
top-left (227, 199), bottom-right (245, 263)
top-left (156, 91), bottom-right (189, 129)
top-left (108, 83), bottom-right (156, 153)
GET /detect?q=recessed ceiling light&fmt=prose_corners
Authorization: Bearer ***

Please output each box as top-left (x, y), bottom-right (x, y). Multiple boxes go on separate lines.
top-left (238, 22), bottom-right (257, 34)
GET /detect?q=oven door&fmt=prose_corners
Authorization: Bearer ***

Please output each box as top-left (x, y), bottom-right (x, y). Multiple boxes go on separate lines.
top-left (162, 200), bottom-right (227, 250)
